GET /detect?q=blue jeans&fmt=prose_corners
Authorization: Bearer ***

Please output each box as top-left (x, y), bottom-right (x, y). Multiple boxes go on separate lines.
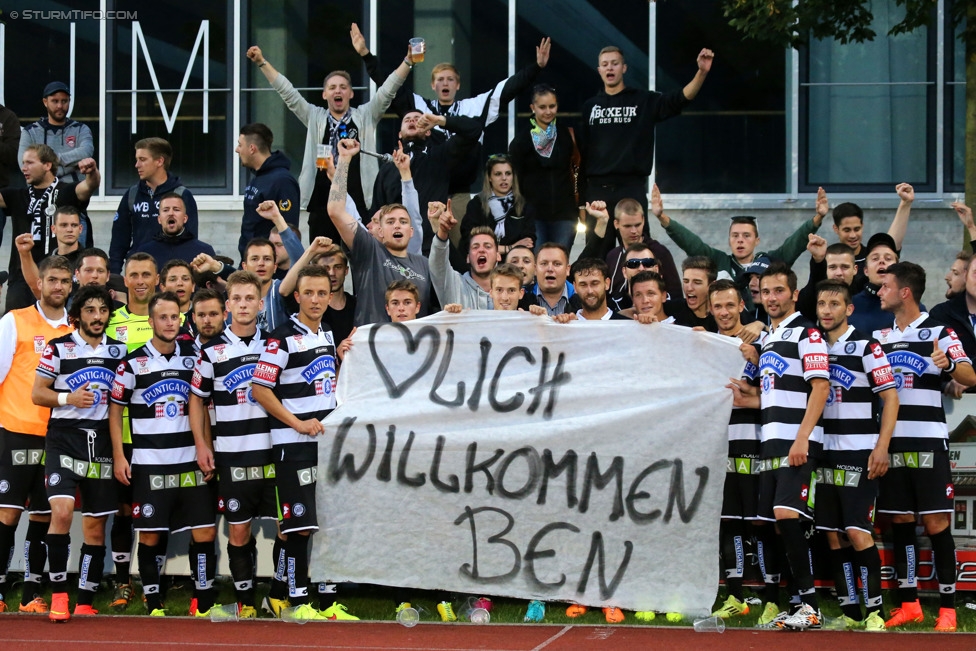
top-left (535, 219), bottom-right (577, 255)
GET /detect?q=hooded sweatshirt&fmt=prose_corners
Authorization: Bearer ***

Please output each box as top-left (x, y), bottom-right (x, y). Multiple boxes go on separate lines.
top-left (239, 150), bottom-right (301, 260)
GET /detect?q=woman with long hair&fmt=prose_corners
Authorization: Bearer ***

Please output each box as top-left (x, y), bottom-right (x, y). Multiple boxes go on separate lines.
top-left (508, 84), bottom-right (579, 253)
top-left (458, 154), bottom-right (536, 257)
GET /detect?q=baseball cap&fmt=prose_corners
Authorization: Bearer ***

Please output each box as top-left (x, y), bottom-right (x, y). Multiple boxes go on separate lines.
top-left (863, 232), bottom-right (898, 260)
top-left (43, 81), bottom-right (70, 98)
top-left (740, 255), bottom-right (772, 277)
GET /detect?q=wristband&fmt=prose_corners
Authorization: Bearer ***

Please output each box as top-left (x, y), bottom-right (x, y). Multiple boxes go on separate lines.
top-left (946, 358), bottom-right (957, 374)
top-left (58, 392), bottom-right (68, 407)
top-left (258, 61), bottom-right (268, 68)
top-left (403, 57), bottom-right (414, 68)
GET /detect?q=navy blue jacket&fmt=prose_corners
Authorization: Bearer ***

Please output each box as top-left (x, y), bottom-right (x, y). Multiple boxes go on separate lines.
top-left (239, 151), bottom-right (300, 260)
top-left (130, 229), bottom-right (215, 272)
top-left (109, 173), bottom-right (198, 273)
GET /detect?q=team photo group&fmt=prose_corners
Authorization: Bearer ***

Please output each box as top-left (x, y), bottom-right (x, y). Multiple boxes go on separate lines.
top-left (0, 13), bottom-right (972, 636)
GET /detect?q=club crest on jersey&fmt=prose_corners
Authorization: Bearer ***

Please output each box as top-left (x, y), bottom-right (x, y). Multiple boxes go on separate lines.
top-left (142, 379), bottom-right (191, 420)
top-left (213, 344), bottom-right (228, 363)
top-left (34, 336), bottom-right (46, 353)
top-left (844, 342), bottom-right (856, 354)
top-left (780, 328), bottom-right (793, 339)
top-left (894, 372), bottom-right (914, 391)
top-left (64, 342), bottom-right (77, 359)
top-left (293, 335), bottom-right (307, 352)
top-left (135, 357), bottom-right (150, 375)
top-left (918, 328), bottom-right (931, 341)
top-left (826, 386), bottom-right (842, 406)
top-left (886, 351), bottom-right (928, 376)
top-left (115, 326), bottom-right (127, 343)
top-left (109, 345), bottom-right (122, 358)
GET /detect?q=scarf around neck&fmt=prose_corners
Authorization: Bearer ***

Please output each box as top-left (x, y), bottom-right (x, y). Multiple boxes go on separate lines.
top-left (530, 118), bottom-right (557, 158)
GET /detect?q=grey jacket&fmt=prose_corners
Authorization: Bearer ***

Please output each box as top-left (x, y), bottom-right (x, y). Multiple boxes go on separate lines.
top-left (429, 235), bottom-right (491, 309)
top-left (270, 68), bottom-right (406, 211)
top-left (18, 118), bottom-right (94, 182)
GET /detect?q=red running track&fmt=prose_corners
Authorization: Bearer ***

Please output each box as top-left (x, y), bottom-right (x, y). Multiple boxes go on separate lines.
top-left (2, 616), bottom-right (976, 650)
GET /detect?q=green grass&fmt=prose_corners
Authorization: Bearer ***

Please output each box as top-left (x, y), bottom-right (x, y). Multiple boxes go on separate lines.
top-left (5, 578), bottom-right (976, 631)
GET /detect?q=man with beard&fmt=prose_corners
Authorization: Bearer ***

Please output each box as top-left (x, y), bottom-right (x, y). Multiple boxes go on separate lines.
top-left (328, 140), bottom-right (431, 325)
top-left (1, 144), bottom-right (100, 311)
top-left (247, 43), bottom-right (410, 240)
top-left (110, 292), bottom-right (217, 617)
top-left (131, 193), bottom-right (216, 270)
top-left (932, 255), bottom-right (976, 397)
top-left (943, 252), bottom-right (970, 301)
top-left (569, 258), bottom-right (630, 321)
top-left (875, 262), bottom-right (976, 632)
top-left (191, 289), bottom-right (225, 348)
top-left (32, 285), bottom-right (125, 621)
top-left (710, 279), bottom-right (767, 620)
top-left (814, 280), bottom-right (898, 631)
top-left (191, 271), bottom-right (276, 620)
top-left (371, 112), bottom-right (483, 253)
top-left (428, 200), bottom-right (498, 309)
top-left (18, 82), bottom-right (94, 184)
top-left (849, 233), bottom-right (902, 334)
top-left (0, 255), bottom-right (73, 613)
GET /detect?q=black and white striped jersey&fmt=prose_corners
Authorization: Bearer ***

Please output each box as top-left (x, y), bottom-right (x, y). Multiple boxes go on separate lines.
top-left (37, 331), bottom-right (126, 455)
top-left (111, 339), bottom-right (198, 470)
top-left (758, 311), bottom-right (830, 457)
top-left (822, 326), bottom-right (896, 452)
top-left (252, 316), bottom-right (337, 463)
top-left (191, 328), bottom-right (271, 467)
top-left (729, 335), bottom-right (763, 457)
top-left (873, 314), bottom-right (971, 452)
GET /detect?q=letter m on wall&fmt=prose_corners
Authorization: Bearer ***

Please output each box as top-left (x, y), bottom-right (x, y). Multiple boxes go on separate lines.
top-left (131, 21), bottom-right (210, 134)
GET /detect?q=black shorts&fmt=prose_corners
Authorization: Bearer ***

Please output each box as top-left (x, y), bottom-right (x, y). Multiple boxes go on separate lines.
top-left (877, 449), bottom-right (954, 516)
top-left (217, 464), bottom-right (277, 525)
top-left (814, 451), bottom-right (877, 534)
top-left (275, 461), bottom-right (317, 534)
top-left (758, 455), bottom-right (816, 521)
top-left (722, 455), bottom-right (760, 520)
top-left (131, 466), bottom-right (216, 533)
top-left (45, 447), bottom-right (118, 517)
top-left (0, 430), bottom-right (50, 514)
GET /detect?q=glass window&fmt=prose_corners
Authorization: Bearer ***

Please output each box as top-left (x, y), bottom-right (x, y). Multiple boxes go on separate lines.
top-left (376, 0), bottom-right (510, 192)
top-left (655, 0), bottom-right (786, 193)
top-left (514, 1), bottom-right (649, 152)
top-left (244, 0), bottom-right (366, 193)
top-left (800, 1), bottom-right (935, 190)
top-left (109, 0), bottom-right (232, 192)
top-left (946, 3), bottom-right (966, 190)
top-left (3, 0), bottom-right (101, 171)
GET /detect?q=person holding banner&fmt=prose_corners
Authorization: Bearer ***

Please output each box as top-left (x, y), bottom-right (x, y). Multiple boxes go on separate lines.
top-left (710, 278), bottom-right (764, 620)
top-left (874, 262), bottom-right (976, 632)
top-left (732, 261), bottom-right (830, 630)
top-left (251, 266), bottom-right (358, 622)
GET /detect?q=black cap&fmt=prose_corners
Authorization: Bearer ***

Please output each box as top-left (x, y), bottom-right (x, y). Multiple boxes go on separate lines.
top-left (43, 81), bottom-right (70, 98)
top-left (740, 255), bottom-right (772, 277)
top-left (863, 232), bottom-right (898, 260)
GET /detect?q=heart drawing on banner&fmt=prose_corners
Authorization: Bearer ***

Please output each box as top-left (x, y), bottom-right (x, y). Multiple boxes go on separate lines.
top-left (368, 322), bottom-right (441, 398)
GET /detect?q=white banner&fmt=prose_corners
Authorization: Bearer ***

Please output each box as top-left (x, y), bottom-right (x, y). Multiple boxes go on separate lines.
top-left (311, 312), bottom-right (745, 614)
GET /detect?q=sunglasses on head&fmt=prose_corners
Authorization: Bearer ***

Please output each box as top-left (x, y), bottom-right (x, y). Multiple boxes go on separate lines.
top-left (625, 257), bottom-right (658, 269)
